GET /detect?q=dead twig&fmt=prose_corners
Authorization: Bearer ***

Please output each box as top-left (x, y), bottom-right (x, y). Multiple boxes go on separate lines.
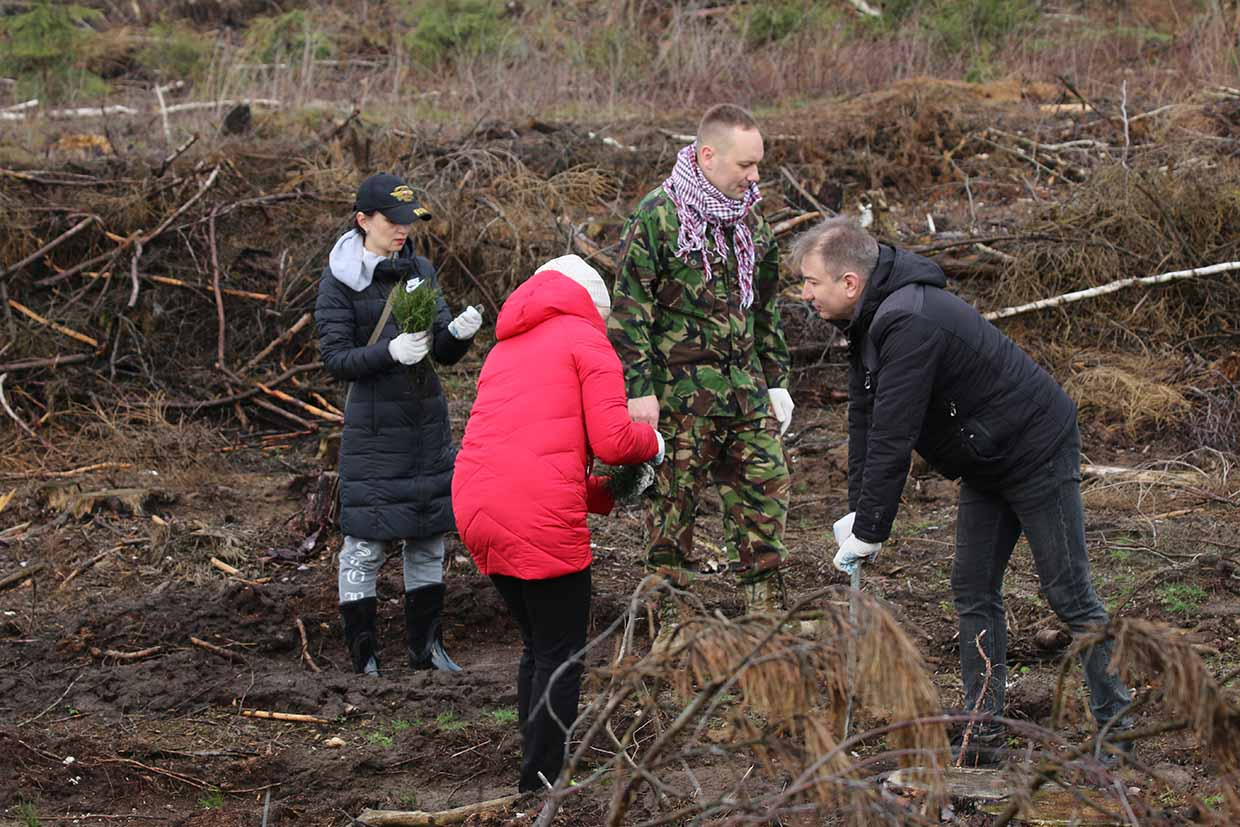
top-left (208, 205), bottom-right (227, 369)
top-left (778, 165), bottom-right (832, 216)
top-left (0, 353), bottom-right (93, 372)
top-left (295, 617), bottom-right (321, 673)
top-left (1, 372), bottom-right (54, 450)
top-left (6, 300), bottom-right (100, 349)
top-left (240, 709), bottom-right (330, 725)
top-left (59, 546), bottom-right (121, 590)
top-left (0, 563), bottom-right (43, 591)
top-left (241, 312), bottom-right (312, 374)
top-left (0, 215), bottom-right (97, 279)
top-left (90, 645), bottom-right (163, 662)
top-left (190, 635), bottom-right (247, 662)
top-left (357, 793), bottom-right (527, 826)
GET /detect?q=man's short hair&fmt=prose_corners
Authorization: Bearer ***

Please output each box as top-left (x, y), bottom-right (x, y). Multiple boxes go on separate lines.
top-left (788, 216), bottom-right (879, 281)
top-left (697, 104), bottom-right (759, 150)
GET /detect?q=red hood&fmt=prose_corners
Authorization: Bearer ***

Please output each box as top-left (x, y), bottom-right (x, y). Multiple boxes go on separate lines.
top-left (495, 270), bottom-right (604, 340)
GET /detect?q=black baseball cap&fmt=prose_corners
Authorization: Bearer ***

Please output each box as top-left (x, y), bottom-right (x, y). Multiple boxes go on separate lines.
top-left (354, 173), bottom-right (432, 224)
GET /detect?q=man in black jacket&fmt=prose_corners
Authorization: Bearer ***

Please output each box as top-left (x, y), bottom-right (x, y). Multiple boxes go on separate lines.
top-left (790, 216), bottom-right (1131, 764)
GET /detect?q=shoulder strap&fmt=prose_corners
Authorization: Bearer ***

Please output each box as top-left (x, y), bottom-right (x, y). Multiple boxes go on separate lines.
top-left (345, 283), bottom-right (402, 409)
top-left (367, 283), bottom-right (400, 346)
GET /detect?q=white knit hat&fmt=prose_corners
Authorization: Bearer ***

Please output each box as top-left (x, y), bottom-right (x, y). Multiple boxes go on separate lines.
top-left (536, 254), bottom-right (611, 314)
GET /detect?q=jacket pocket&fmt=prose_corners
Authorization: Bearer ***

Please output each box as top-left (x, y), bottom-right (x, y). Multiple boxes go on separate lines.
top-left (958, 408), bottom-right (1005, 464)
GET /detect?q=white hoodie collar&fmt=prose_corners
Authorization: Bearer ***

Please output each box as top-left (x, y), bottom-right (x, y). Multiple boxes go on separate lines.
top-left (328, 229), bottom-right (389, 292)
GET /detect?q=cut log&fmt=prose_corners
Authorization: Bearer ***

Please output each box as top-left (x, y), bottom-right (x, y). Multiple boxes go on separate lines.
top-left (357, 793), bottom-right (528, 826)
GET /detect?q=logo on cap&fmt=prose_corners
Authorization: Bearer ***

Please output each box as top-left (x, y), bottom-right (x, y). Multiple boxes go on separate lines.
top-left (390, 185), bottom-right (415, 203)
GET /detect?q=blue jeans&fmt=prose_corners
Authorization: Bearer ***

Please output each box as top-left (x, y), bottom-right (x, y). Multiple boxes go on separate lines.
top-left (951, 425), bottom-right (1131, 726)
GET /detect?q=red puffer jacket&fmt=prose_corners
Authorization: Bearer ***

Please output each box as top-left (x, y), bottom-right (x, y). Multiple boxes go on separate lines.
top-left (453, 270), bottom-right (659, 580)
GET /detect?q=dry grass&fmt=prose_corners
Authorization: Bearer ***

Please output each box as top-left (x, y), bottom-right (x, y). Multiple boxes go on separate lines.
top-left (587, 586), bottom-right (948, 824)
top-left (1063, 351), bottom-right (1191, 437)
top-left (1101, 618), bottom-right (1240, 818)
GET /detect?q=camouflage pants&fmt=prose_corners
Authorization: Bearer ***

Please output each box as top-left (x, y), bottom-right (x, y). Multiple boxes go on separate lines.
top-left (646, 411), bottom-right (790, 583)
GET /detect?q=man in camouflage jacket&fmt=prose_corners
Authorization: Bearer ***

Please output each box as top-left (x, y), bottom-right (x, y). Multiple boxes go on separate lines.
top-left (608, 104), bottom-right (794, 610)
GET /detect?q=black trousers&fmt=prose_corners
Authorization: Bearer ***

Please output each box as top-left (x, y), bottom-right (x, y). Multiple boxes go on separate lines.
top-left (490, 567), bottom-right (591, 793)
top-left (952, 424), bottom-right (1130, 726)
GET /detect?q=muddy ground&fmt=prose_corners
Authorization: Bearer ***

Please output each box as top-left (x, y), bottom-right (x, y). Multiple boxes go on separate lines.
top-left (2, 377), bottom-right (1238, 825)
top-left (2, 72), bottom-right (1239, 826)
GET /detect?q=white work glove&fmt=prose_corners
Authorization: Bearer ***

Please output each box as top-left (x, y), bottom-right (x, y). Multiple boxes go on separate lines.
top-left (832, 512), bottom-right (856, 547)
top-left (448, 305), bottom-right (483, 340)
top-left (652, 430), bottom-right (666, 465)
top-left (768, 387), bottom-right (794, 436)
top-left (388, 331), bottom-right (430, 365)
top-left (833, 534), bottom-right (881, 576)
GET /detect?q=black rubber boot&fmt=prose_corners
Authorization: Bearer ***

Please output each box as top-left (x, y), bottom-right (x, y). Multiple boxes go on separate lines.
top-left (340, 597), bottom-right (380, 676)
top-left (405, 583), bottom-right (461, 672)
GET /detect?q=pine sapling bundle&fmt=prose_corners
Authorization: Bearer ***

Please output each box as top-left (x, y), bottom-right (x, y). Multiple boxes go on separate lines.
top-left (392, 277), bottom-right (438, 335)
top-left (601, 463), bottom-right (655, 504)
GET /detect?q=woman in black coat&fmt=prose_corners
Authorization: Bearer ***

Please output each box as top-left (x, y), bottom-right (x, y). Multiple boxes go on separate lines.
top-left (315, 173), bottom-right (483, 675)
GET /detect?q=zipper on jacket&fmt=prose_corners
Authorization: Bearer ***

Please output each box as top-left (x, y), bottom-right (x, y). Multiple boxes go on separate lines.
top-left (949, 400), bottom-right (957, 418)
top-left (864, 370), bottom-right (873, 391)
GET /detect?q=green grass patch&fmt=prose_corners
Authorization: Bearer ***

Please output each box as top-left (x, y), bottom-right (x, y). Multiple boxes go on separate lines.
top-left (367, 730), bottom-right (395, 748)
top-left (1157, 583), bottom-right (1207, 616)
top-left (490, 707), bottom-right (519, 725)
top-left (197, 790), bottom-right (225, 809)
top-left (436, 711), bottom-right (468, 732)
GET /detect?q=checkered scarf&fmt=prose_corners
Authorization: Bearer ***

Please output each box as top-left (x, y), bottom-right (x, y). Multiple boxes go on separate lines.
top-left (663, 143), bottom-right (762, 309)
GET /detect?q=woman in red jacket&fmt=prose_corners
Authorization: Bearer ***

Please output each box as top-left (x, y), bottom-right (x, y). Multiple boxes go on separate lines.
top-left (453, 255), bottom-right (663, 792)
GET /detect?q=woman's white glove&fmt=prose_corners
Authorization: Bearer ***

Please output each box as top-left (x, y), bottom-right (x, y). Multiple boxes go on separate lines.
top-left (652, 430), bottom-right (666, 465)
top-left (768, 388), bottom-right (794, 436)
top-left (448, 306), bottom-right (483, 339)
top-left (832, 512), bottom-right (856, 547)
top-left (833, 534), bottom-right (882, 576)
top-left (388, 331), bottom-right (430, 365)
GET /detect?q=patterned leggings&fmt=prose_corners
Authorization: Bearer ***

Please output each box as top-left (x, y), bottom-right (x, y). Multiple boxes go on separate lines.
top-left (337, 534), bottom-right (445, 603)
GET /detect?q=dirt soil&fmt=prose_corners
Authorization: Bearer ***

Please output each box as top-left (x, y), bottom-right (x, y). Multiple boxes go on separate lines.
top-left (2, 391), bottom-right (1238, 825)
top-left (3, 76), bottom-right (1239, 827)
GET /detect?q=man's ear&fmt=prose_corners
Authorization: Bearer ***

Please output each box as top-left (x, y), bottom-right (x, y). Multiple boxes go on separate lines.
top-left (698, 143), bottom-right (715, 167)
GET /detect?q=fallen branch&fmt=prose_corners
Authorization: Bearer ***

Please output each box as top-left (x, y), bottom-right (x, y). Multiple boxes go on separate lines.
top-left (1, 372), bottom-right (54, 450)
top-left (1, 461), bottom-right (133, 480)
top-left (82, 270), bottom-right (275, 302)
top-left (255, 383), bottom-right (342, 423)
top-left (771, 211), bottom-right (823, 237)
top-left (295, 617), bottom-right (321, 673)
top-left (90, 645), bottom-right (163, 662)
top-left (209, 205), bottom-right (227, 368)
top-left (0, 562), bottom-right (44, 591)
top-left (162, 362), bottom-right (322, 410)
top-left (190, 636), bottom-right (247, 661)
top-left (984, 261), bottom-right (1240, 322)
top-left (60, 546), bottom-right (120, 590)
top-left (241, 312), bottom-right (312, 374)
top-left (0, 353), bottom-right (92, 372)
top-left (7, 300), bottom-right (100, 348)
top-left (0, 215), bottom-right (97, 279)
top-left (558, 216), bottom-right (616, 271)
top-left (357, 793), bottom-right (528, 826)
top-left (240, 709), bottom-right (330, 725)
top-left (778, 165), bottom-right (832, 217)
top-left (210, 557), bottom-right (270, 585)
top-left (156, 133), bottom-right (198, 177)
